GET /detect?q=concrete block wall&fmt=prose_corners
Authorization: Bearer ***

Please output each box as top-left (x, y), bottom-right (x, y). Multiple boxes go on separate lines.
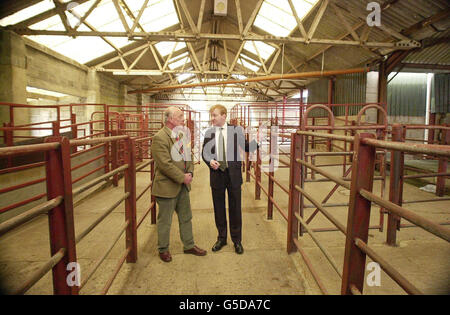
top-left (0, 30), bottom-right (137, 129)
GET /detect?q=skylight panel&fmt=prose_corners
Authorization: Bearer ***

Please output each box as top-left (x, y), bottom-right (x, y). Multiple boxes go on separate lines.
top-left (243, 41), bottom-right (276, 60)
top-left (168, 52), bottom-right (191, 70)
top-left (29, 15), bottom-right (66, 31)
top-left (177, 72), bottom-right (195, 83)
top-left (136, 0), bottom-right (179, 32)
top-left (155, 42), bottom-right (187, 57)
top-left (253, 0), bottom-right (319, 37)
top-left (0, 1), bottom-right (56, 27)
top-left (52, 37), bottom-right (115, 64)
top-left (238, 56), bottom-right (261, 73)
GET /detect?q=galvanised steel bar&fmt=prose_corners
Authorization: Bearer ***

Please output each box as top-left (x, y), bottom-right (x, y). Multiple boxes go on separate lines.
top-left (263, 172), bottom-right (289, 195)
top-left (137, 201), bottom-right (155, 230)
top-left (403, 197), bottom-right (450, 204)
top-left (359, 189), bottom-right (450, 243)
top-left (0, 161), bottom-right (44, 175)
top-left (295, 185), bottom-right (346, 235)
top-left (124, 137), bottom-right (138, 263)
top-left (403, 172), bottom-right (450, 179)
top-left (360, 138), bottom-right (450, 158)
top-left (0, 177), bottom-right (46, 194)
top-left (292, 238), bottom-right (329, 295)
top-left (136, 160), bottom-right (152, 172)
top-left (341, 133), bottom-right (376, 295)
top-left (387, 124), bottom-right (405, 246)
top-left (71, 143), bottom-right (105, 158)
top-left (101, 247), bottom-right (131, 295)
top-left (0, 193), bottom-right (47, 214)
top-left (349, 284), bottom-right (362, 295)
top-left (70, 153), bottom-right (106, 171)
top-left (45, 136), bottom-right (78, 295)
top-left (75, 193), bottom-right (129, 244)
top-left (305, 166), bottom-right (353, 226)
top-left (354, 238), bottom-right (423, 295)
top-left (0, 197), bottom-right (62, 237)
top-left (79, 220), bottom-right (129, 291)
top-left (72, 164), bottom-right (128, 197)
top-left (297, 130), bottom-right (354, 143)
top-left (72, 164), bottom-right (107, 185)
top-left (0, 142), bottom-right (60, 157)
top-left (69, 135), bottom-right (129, 147)
top-left (293, 211), bottom-right (342, 278)
top-left (12, 248), bottom-right (66, 295)
top-left (296, 158), bottom-right (351, 190)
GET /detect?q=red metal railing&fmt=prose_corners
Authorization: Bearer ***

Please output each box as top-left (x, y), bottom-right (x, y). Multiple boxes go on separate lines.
top-left (0, 133), bottom-right (155, 295)
top-left (246, 106), bottom-right (449, 294)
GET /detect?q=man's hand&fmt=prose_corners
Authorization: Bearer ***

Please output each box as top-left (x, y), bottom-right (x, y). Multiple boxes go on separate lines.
top-left (210, 159), bottom-right (220, 170)
top-left (184, 173), bottom-right (193, 185)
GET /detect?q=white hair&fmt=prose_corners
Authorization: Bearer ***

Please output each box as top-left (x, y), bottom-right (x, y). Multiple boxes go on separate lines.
top-left (164, 106), bottom-right (181, 123)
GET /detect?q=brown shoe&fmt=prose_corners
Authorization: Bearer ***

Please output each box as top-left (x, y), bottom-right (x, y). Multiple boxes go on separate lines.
top-left (159, 251), bottom-right (172, 262)
top-left (184, 245), bottom-right (207, 256)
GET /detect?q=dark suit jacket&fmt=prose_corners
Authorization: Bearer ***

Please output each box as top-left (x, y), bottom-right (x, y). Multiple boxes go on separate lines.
top-left (202, 124), bottom-right (257, 189)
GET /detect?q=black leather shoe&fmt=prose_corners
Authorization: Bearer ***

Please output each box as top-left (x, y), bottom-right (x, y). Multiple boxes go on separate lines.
top-left (234, 243), bottom-right (244, 254)
top-left (212, 240), bottom-right (227, 252)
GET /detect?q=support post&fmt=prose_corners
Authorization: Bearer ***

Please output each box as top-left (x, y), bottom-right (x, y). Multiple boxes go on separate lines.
top-left (287, 132), bottom-right (302, 253)
top-left (387, 124), bottom-right (404, 246)
top-left (267, 127), bottom-right (275, 220)
top-left (71, 113), bottom-right (77, 153)
top-left (255, 137), bottom-right (261, 200)
top-left (111, 131), bottom-right (119, 187)
top-left (341, 133), bottom-right (376, 295)
top-left (45, 136), bottom-right (78, 295)
top-left (245, 133), bottom-right (250, 182)
top-left (124, 137), bottom-right (137, 263)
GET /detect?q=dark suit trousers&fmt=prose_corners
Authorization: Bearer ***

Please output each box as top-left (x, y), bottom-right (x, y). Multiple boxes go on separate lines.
top-left (211, 169), bottom-right (242, 244)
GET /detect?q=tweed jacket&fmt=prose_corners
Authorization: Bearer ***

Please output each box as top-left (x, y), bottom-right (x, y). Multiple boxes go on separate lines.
top-left (151, 126), bottom-right (194, 198)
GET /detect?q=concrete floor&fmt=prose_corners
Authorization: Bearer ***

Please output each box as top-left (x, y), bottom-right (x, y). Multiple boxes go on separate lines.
top-left (0, 154), bottom-right (449, 295)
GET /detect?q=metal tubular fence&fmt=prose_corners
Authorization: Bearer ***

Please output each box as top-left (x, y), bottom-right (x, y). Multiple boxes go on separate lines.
top-left (0, 131), bottom-right (156, 295)
top-left (246, 105), bottom-right (449, 295)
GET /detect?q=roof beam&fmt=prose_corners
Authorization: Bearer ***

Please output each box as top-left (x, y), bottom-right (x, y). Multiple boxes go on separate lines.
top-left (129, 0), bottom-right (149, 34)
top-left (10, 29), bottom-right (418, 49)
top-left (331, 2), bottom-right (359, 41)
top-left (11, 0), bottom-right (91, 29)
top-left (177, 0), bottom-right (199, 34)
top-left (197, 0), bottom-right (206, 32)
top-left (287, 0), bottom-right (308, 39)
top-left (242, 0), bottom-right (263, 37)
top-left (307, 0), bottom-right (329, 43)
top-left (234, 0), bottom-right (244, 36)
top-left (112, 0), bottom-right (130, 35)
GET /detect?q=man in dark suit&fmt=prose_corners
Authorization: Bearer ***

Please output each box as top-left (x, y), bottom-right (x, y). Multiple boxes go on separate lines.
top-left (202, 104), bottom-right (258, 255)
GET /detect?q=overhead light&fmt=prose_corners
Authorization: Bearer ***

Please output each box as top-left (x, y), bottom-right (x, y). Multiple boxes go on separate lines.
top-left (214, 0), bottom-right (227, 16)
top-left (113, 70), bottom-right (163, 76)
